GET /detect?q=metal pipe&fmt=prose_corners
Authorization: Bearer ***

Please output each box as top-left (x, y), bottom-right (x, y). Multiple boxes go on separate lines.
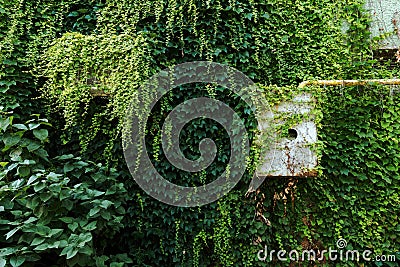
top-left (298, 79), bottom-right (400, 88)
top-left (91, 79), bottom-right (400, 96)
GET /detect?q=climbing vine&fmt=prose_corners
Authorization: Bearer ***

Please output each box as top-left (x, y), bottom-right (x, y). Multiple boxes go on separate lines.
top-left (1, 0), bottom-right (399, 266)
top-left (37, 32), bottom-right (151, 154)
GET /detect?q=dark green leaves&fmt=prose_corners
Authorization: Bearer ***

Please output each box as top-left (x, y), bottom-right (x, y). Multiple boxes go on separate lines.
top-left (1, 0), bottom-right (399, 266)
top-left (9, 256), bottom-right (25, 267)
top-left (3, 135), bottom-right (21, 148)
top-left (33, 129), bottom-right (48, 141)
top-left (0, 117), bottom-right (12, 132)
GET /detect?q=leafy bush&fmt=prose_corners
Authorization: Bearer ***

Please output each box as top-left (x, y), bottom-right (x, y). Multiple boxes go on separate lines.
top-left (0, 110), bottom-right (131, 266)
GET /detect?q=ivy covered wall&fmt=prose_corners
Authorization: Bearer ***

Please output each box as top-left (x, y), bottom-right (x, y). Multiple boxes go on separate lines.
top-left (0, 0), bottom-right (399, 266)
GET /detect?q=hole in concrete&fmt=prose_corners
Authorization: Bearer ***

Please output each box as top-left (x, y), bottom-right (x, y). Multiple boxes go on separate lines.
top-left (288, 128), bottom-right (298, 140)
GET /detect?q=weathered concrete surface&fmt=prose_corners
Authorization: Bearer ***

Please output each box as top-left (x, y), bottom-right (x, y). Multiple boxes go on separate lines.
top-left (256, 93), bottom-right (318, 177)
top-left (366, 0), bottom-right (400, 49)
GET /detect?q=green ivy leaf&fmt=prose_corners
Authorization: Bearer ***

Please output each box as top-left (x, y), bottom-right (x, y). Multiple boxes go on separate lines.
top-left (33, 129), bottom-right (48, 141)
top-left (16, 166), bottom-right (30, 177)
top-left (68, 11), bottom-right (79, 17)
top-left (68, 222), bottom-right (79, 232)
top-left (34, 182), bottom-right (46, 192)
top-left (28, 123), bottom-right (41, 130)
top-left (83, 221), bottom-right (97, 231)
top-left (5, 227), bottom-right (19, 240)
top-left (59, 217), bottom-right (73, 223)
top-left (64, 163), bottom-right (75, 173)
top-left (31, 237), bottom-right (46, 246)
top-left (12, 124), bottom-right (28, 130)
top-left (89, 207), bottom-right (100, 217)
top-left (66, 248), bottom-right (79, 259)
top-left (39, 192), bottom-right (53, 202)
top-left (3, 135), bottom-right (21, 147)
top-left (27, 142), bottom-right (41, 152)
top-left (10, 256), bottom-right (25, 267)
top-left (34, 243), bottom-right (49, 251)
top-left (48, 229), bottom-right (63, 237)
top-left (0, 162), bottom-right (8, 168)
top-left (27, 174), bottom-right (39, 185)
top-left (2, 59), bottom-right (17, 66)
top-left (34, 148), bottom-right (49, 161)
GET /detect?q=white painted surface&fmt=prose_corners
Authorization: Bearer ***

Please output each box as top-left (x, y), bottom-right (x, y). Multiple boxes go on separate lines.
top-left (257, 94), bottom-right (318, 176)
top-left (366, 0), bottom-right (400, 49)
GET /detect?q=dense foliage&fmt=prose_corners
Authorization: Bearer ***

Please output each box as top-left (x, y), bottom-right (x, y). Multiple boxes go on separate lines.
top-left (0, 0), bottom-right (399, 266)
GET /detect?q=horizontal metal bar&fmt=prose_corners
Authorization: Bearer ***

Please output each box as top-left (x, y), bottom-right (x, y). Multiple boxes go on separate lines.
top-left (298, 79), bottom-right (400, 88)
top-left (91, 79), bottom-right (400, 96)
